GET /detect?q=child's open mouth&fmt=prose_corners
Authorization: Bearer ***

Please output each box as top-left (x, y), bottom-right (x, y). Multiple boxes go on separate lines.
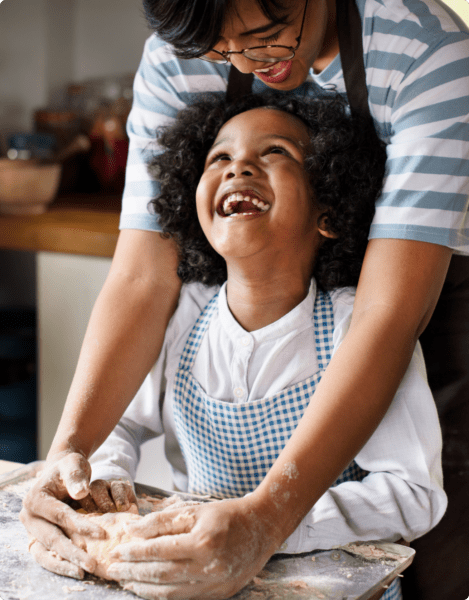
top-left (218, 191), bottom-right (271, 218)
top-left (254, 61), bottom-right (292, 84)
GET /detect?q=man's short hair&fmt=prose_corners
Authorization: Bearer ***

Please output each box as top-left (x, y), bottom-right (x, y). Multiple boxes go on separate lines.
top-left (142, 0), bottom-right (290, 58)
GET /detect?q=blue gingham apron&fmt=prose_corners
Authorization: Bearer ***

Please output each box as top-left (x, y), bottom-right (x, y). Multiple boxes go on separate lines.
top-left (173, 288), bottom-right (401, 600)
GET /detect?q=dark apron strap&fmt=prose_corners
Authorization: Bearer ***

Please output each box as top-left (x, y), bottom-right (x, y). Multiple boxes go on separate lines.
top-left (226, 67), bottom-right (253, 102)
top-left (336, 0), bottom-right (372, 123)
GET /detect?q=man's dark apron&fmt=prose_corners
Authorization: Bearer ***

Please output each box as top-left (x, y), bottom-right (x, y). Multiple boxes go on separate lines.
top-left (226, 1), bottom-right (469, 598)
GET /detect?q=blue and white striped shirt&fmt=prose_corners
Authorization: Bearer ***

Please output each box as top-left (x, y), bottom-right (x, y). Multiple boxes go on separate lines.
top-left (121, 0), bottom-right (469, 254)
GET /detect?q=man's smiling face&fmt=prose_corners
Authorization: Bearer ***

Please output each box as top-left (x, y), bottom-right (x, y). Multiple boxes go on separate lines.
top-left (195, 107), bottom-right (322, 266)
top-left (207, 0), bottom-right (338, 89)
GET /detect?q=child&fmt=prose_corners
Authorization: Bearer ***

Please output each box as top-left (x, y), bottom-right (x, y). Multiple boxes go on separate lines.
top-left (87, 94), bottom-right (446, 600)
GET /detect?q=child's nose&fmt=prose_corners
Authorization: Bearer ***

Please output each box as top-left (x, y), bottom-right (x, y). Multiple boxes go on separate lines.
top-left (226, 168), bottom-right (252, 179)
top-left (225, 162), bottom-right (255, 179)
top-left (224, 158), bottom-right (259, 179)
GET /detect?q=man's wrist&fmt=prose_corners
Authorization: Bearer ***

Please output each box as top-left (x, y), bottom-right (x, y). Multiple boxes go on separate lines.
top-left (47, 439), bottom-right (89, 463)
top-left (244, 487), bottom-right (298, 552)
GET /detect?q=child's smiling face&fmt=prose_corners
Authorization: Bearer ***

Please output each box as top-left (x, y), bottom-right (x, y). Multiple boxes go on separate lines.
top-left (196, 107), bottom-right (324, 269)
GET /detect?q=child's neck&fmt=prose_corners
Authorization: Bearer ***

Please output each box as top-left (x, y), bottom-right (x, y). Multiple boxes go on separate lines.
top-left (225, 266), bottom-right (312, 332)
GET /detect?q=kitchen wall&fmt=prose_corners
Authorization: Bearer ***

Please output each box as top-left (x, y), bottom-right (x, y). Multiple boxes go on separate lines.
top-left (73, 0), bottom-right (150, 80)
top-left (0, 0), bottom-right (48, 137)
top-left (0, 0), bottom-right (149, 135)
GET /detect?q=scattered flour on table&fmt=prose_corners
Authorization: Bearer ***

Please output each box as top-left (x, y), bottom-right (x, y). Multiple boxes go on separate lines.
top-left (2, 470), bottom-right (42, 498)
top-left (62, 584), bottom-right (87, 592)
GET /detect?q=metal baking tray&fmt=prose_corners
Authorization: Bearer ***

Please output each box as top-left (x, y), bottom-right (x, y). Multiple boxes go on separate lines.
top-left (0, 461), bottom-right (414, 599)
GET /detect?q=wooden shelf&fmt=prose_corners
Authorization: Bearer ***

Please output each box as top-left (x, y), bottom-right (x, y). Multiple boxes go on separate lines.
top-left (0, 194), bottom-right (121, 258)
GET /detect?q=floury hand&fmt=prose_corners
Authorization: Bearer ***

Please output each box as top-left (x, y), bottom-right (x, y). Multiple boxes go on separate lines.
top-left (106, 495), bottom-right (283, 600)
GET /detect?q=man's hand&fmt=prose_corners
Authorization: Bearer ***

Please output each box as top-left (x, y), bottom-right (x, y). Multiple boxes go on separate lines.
top-left (20, 452), bottom-right (137, 579)
top-left (107, 495), bottom-right (281, 600)
top-left (20, 452), bottom-right (100, 578)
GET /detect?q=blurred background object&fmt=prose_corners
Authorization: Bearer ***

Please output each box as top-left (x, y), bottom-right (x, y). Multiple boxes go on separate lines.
top-left (0, 159), bottom-right (62, 215)
top-left (1, 73), bottom-right (133, 205)
top-left (32, 74), bottom-right (134, 194)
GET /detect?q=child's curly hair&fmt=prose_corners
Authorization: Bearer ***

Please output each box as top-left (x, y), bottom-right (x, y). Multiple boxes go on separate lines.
top-left (149, 93), bottom-right (386, 290)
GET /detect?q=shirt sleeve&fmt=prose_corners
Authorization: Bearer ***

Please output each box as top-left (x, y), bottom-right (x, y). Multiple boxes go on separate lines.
top-left (120, 34), bottom-right (229, 232)
top-left (279, 297), bottom-right (447, 554)
top-left (365, 2), bottom-right (469, 253)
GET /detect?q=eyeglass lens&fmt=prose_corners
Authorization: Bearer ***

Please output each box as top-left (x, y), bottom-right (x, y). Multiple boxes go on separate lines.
top-left (202, 46), bottom-right (295, 63)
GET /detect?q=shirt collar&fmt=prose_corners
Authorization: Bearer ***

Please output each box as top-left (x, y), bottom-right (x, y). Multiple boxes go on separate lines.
top-left (217, 280), bottom-right (317, 345)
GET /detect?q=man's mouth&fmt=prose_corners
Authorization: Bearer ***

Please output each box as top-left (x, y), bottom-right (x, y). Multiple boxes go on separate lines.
top-left (254, 61), bottom-right (292, 84)
top-left (218, 191), bottom-right (271, 217)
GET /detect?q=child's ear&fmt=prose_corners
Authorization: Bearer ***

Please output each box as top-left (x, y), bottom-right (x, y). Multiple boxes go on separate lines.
top-left (317, 213), bottom-right (338, 239)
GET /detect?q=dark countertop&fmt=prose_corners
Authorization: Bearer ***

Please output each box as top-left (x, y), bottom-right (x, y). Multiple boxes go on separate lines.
top-left (0, 194), bottom-right (121, 258)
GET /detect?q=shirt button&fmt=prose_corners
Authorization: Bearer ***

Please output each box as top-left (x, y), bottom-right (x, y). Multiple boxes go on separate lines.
top-left (240, 335), bottom-right (251, 347)
top-left (234, 387), bottom-right (245, 398)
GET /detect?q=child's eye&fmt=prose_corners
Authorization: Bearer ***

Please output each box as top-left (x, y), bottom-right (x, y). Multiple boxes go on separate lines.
top-left (266, 145), bottom-right (290, 156)
top-left (209, 152), bottom-right (231, 164)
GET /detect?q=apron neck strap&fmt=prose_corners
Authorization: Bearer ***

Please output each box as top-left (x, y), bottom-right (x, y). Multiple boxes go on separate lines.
top-left (336, 0), bottom-right (373, 125)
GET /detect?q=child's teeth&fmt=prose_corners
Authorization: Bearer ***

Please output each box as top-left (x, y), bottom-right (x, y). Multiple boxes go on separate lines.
top-left (256, 67), bottom-right (272, 73)
top-left (223, 198), bottom-right (232, 214)
top-left (222, 192), bottom-right (270, 215)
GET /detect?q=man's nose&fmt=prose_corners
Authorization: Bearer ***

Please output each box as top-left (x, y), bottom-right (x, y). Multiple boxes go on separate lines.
top-left (229, 54), bottom-right (260, 74)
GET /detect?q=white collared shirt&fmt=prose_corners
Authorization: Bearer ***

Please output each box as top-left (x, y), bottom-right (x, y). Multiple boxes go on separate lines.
top-left (90, 280), bottom-right (447, 552)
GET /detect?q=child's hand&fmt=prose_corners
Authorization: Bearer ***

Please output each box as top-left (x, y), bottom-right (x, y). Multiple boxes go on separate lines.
top-left (77, 478), bottom-right (138, 514)
top-left (106, 495), bottom-right (283, 600)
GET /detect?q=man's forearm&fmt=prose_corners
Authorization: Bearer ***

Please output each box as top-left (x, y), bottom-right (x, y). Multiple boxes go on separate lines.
top-left (248, 311), bottom-right (416, 547)
top-left (48, 230), bottom-right (181, 460)
top-left (250, 239), bottom-right (452, 544)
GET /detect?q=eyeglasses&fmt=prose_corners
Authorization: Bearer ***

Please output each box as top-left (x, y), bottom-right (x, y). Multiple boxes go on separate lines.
top-left (199, 0), bottom-right (309, 64)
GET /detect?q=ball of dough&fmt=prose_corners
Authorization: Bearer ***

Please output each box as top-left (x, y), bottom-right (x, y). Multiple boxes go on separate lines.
top-left (72, 495), bottom-right (189, 580)
top-left (71, 511), bottom-right (141, 579)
